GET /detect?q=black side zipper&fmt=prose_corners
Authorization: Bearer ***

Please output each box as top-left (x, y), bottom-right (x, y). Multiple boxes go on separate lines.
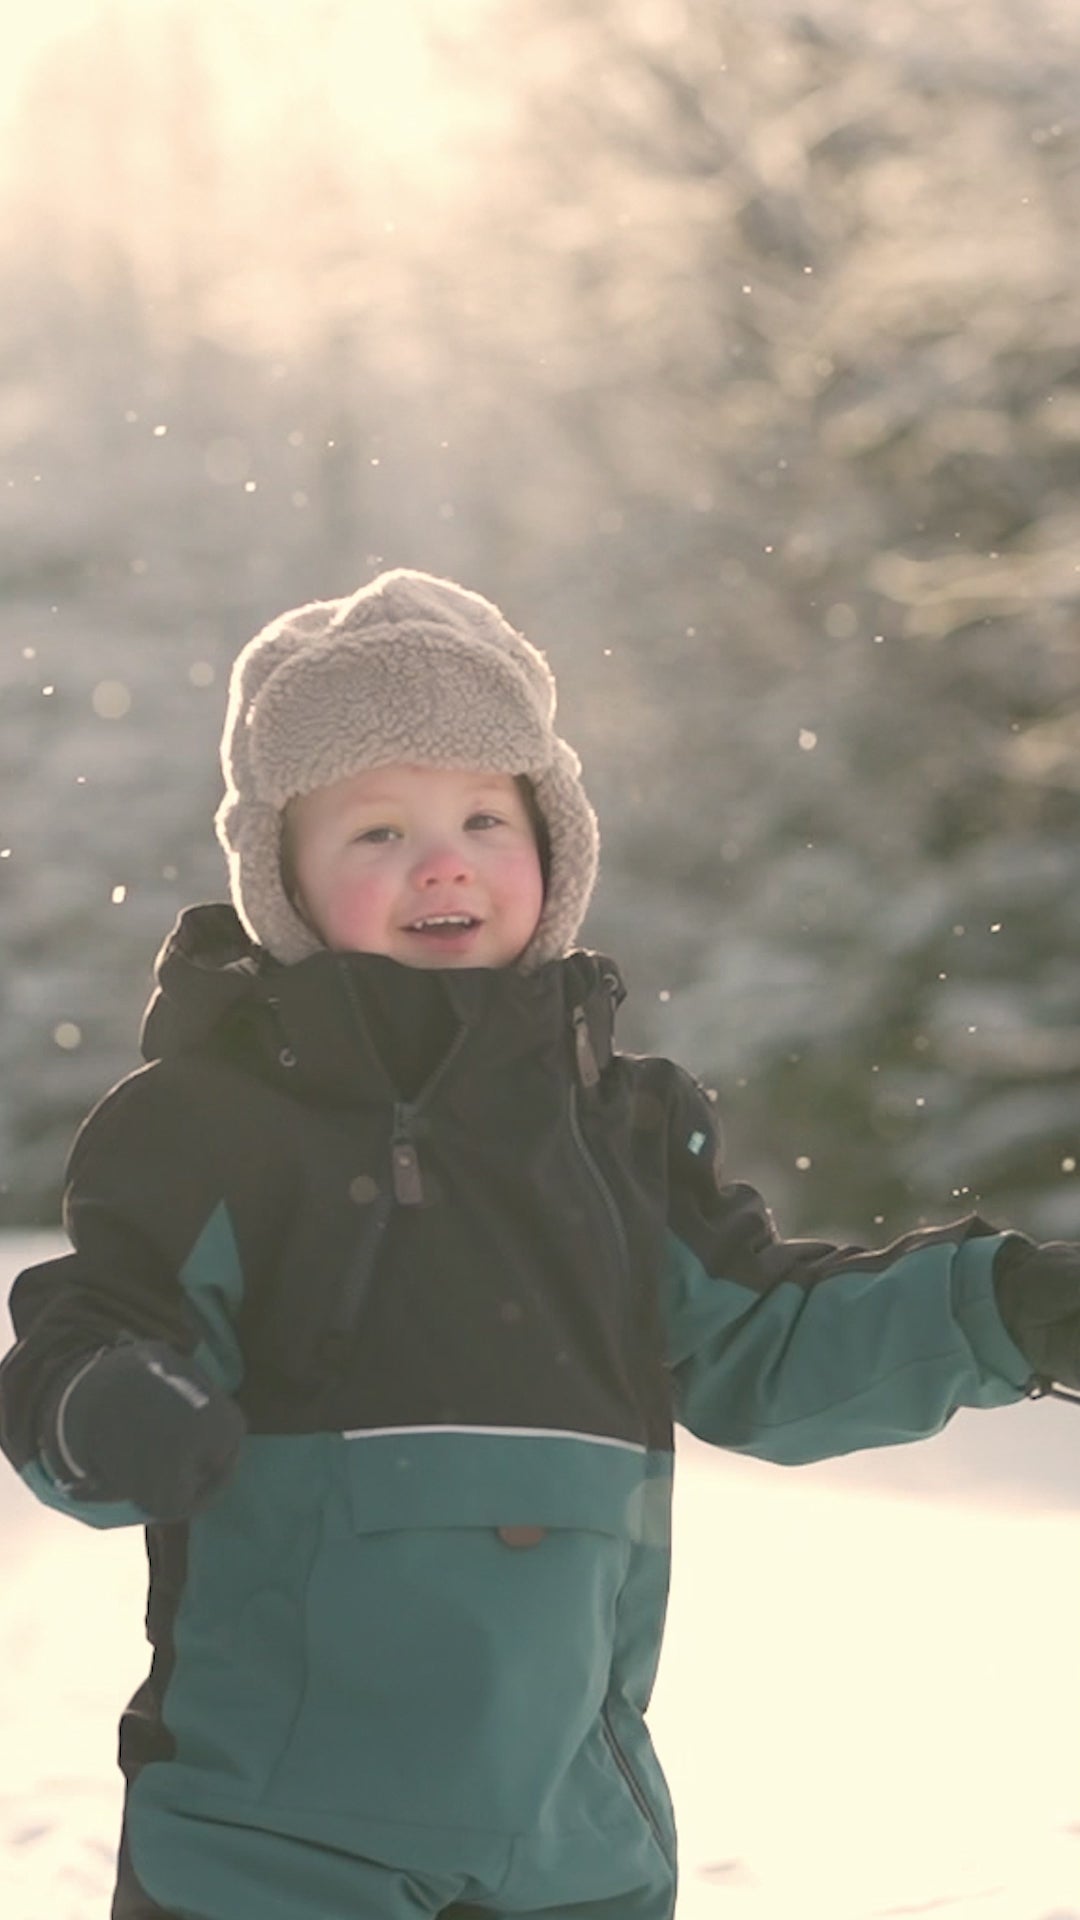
top-left (601, 1707), bottom-right (672, 1865)
top-left (567, 999), bottom-right (631, 1291)
top-left (571, 1006), bottom-right (601, 1088)
top-left (568, 1082), bottom-right (631, 1289)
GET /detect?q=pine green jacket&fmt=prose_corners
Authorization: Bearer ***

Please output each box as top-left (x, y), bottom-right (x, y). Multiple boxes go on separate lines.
top-left (0, 906), bottom-right (1033, 1890)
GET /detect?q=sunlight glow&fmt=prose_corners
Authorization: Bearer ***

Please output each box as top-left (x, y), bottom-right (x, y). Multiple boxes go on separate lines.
top-left (0, 4), bottom-right (97, 123)
top-left (204, 0), bottom-right (456, 165)
top-left (0, 0), bottom-right (480, 165)
top-left (0, 0), bottom-right (494, 345)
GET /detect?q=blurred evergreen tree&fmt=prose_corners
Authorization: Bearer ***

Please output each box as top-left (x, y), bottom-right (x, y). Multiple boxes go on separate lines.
top-left (2, 0), bottom-right (1080, 1242)
top-left (445, 0), bottom-right (1080, 1239)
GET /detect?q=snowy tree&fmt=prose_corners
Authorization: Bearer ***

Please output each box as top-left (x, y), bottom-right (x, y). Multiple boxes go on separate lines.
top-left (3, 0), bottom-right (1080, 1238)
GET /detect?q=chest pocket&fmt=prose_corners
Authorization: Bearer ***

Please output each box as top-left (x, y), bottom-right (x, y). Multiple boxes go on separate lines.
top-left (258, 1428), bottom-right (671, 1833)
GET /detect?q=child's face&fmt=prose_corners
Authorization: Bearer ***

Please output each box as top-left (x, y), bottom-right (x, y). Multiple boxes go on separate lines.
top-left (286, 763), bottom-right (545, 968)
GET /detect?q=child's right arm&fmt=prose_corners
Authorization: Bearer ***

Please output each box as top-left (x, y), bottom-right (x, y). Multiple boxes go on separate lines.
top-left (0, 1069), bottom-right (245, 1526)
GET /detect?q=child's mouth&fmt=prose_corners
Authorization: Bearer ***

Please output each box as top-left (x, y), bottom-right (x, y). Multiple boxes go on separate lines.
top-left (402, 914), bottom-right (482, 945)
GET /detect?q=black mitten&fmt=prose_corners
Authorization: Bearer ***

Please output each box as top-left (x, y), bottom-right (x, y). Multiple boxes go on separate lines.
top-left (993, 1239), bottom-right (1080, 1391)
top-left (40, 1339), bottom-right (246, 1521)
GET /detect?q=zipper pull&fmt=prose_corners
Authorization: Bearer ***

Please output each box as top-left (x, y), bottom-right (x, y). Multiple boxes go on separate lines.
top-left (1029, 1374), bottom-right (1080, 1405)
top-left (391, 1142), bottom-right (424, 1205)
top-left (391, 1104), bottom-right (425, 1204)
top-left (571, 1007), bottom-right (600, 1088)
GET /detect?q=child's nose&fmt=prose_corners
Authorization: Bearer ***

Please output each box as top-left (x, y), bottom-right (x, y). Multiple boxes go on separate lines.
top-left (412, 838), bottom-right (473, 886)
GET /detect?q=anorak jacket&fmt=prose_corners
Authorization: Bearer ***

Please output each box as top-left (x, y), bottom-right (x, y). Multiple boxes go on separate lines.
top-left (0, 905), bottom-right (1034, 1903)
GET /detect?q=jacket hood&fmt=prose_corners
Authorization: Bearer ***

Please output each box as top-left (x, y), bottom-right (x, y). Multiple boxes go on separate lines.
top-left (140, 903), bottom-right (268, 1061)
top-left (140, 904), bottom-right (625, 1102)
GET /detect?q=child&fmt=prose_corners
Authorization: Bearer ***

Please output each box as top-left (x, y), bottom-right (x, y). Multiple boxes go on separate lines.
top-left (2, 567), bottom-right (1079, 1920)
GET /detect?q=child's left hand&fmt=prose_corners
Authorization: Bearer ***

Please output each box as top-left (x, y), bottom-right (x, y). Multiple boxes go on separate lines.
top-left (994, 1240), bottom-right (1080, 1389)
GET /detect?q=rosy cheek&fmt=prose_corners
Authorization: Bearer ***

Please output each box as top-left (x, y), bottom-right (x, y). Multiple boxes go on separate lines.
top-left (338, 874), bottom-right (388, 927)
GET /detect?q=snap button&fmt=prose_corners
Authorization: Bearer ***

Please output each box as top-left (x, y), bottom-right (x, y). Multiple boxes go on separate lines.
top-left (496, 1525), bottom-right (547, 1549)
top-left (349, 1173), bottom-right (379, 1205)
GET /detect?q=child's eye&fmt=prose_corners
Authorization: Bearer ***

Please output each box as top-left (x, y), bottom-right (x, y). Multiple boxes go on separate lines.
top-left (352, 825), bottom-right (399, 845)
top-left (466, 811), bottom-right (505, 831)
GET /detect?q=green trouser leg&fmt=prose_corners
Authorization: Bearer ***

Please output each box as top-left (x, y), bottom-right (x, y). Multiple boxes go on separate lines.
top-left (447, 1818), bottom-right (676, 1920)
top-left (118, 1779), bottom-right (674, 1920)
top-left (116, 1815), bottom-right (675, 1920)
top-left (448, 1885), bottom-right (675, 1920)
top-left (114, 1814), bottom-right (469, 1918)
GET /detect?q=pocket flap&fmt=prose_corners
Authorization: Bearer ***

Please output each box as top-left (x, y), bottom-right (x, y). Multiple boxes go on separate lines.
top-left (340, 1426), bottom-right (671, 1545)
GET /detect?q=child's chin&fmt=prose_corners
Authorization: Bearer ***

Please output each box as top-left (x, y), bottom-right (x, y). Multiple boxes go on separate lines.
top-left (392, 932), bottom-right (494, 969)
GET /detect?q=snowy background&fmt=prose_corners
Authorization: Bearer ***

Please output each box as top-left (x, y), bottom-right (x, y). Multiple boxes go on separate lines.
top-left (3, 1234), bottom-right (1079, 1920)
top-left (6, 0), bottom-right (1080, 1255)
top-left (4, 1), bottom-right (1080, 1912)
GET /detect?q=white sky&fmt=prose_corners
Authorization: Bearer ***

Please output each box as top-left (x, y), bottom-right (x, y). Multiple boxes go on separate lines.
top-left (0, 2), bottom-right (102, 119)
top-left (0, 0), bottom-right (479, 153)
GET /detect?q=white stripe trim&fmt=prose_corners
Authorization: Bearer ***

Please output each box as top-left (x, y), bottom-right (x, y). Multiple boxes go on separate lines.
top-left (340, 1423), bottom-right (648, 1455)
top-left (54, 1346), bottom-right (109, 1483)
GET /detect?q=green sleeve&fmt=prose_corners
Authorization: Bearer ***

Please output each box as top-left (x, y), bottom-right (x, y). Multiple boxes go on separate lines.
top-left (661, 1073), bottom-right (1032, 1463)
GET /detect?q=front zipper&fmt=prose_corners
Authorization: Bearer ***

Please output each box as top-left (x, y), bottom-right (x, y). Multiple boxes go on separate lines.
top-left (391, 1107), bottom-right (425, 1205)
top-left (326, 1190), bottom-right (395, 1345)
top-left (600, 1707), bottom-right (672, 1865)
top-left (328, 1023), bottom-right (470, 1349)
top-left (387, 1022), bottom-right (469, 1205)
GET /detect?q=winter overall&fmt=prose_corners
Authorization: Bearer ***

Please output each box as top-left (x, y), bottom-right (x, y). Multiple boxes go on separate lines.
top-left (0, 911), bottom-right (1032, 1919)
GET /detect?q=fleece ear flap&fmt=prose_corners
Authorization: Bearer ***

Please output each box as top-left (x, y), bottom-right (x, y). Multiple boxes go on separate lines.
top-left (218, 795), bottom-right (323, 966)
top-left (525, 740), bottom-right (599, 970)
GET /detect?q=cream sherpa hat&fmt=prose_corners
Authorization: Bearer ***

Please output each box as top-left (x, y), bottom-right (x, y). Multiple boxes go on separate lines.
top-left (215, 568), bottom-right (599, 968)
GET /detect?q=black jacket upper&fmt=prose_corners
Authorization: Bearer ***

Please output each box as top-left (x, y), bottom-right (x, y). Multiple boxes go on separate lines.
top-left (2, 905), bottom-right (690, 1458)
top-left (1, 904), bottom-right (1034, 1491)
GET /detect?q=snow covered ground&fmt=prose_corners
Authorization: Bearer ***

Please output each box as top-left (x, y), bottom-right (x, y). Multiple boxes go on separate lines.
top-left (2, 1232), bottom-right (1078, 1919)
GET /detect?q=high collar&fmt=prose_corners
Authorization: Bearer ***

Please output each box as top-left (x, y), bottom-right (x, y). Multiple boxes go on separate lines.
top-left (140, 904), bottom-right (623, 1106)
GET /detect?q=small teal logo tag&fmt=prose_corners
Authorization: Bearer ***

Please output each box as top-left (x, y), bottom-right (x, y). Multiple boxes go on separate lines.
top-left (687, 1130), bottom-right (707, 1156)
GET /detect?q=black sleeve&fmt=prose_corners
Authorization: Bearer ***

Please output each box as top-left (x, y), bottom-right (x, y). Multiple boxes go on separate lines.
top-left (0, 1065), bottom-right (230, 1474)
